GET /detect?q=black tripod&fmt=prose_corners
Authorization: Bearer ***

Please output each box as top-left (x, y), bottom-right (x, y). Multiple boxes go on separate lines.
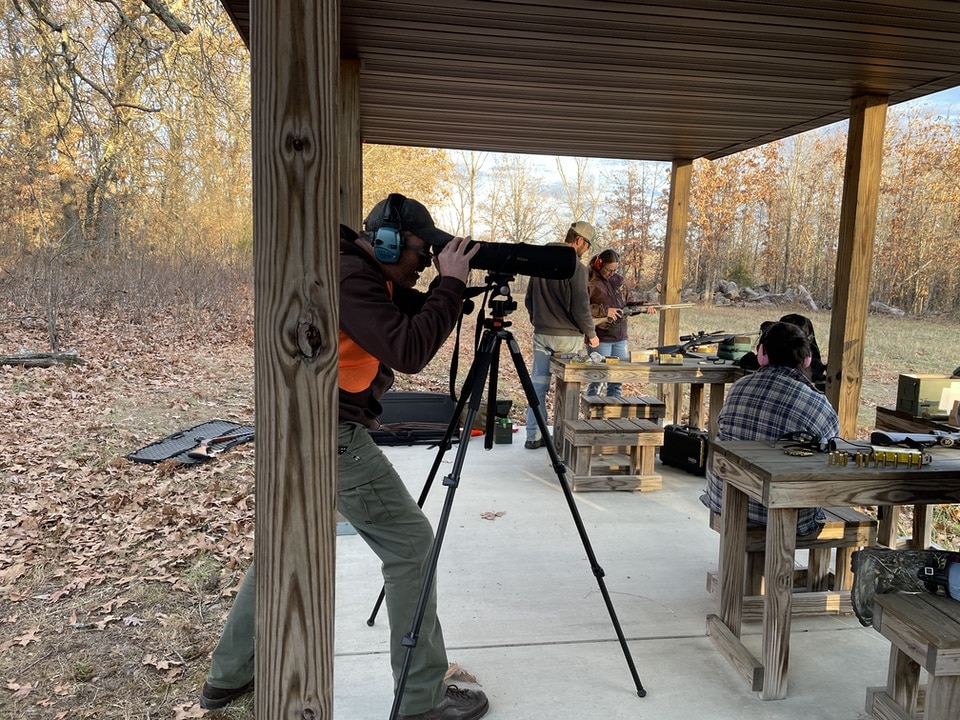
top-left (380, 275), bottom-right (646, 719)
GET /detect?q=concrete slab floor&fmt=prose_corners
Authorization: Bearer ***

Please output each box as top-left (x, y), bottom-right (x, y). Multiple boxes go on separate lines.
top-left (333, 431), bottom-right (887, 720)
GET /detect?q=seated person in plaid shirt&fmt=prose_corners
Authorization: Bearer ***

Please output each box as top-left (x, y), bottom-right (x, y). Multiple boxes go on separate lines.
top-left (701, 321), bottom-right (840, 535)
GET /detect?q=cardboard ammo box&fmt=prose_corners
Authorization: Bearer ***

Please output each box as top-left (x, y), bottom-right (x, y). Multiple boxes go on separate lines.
top-left (895, 374), bottom-right (960, 417)
top-left (658, 353), bottom-right (684, 365)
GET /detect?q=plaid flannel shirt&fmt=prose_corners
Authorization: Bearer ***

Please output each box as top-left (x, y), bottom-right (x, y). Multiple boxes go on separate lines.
top-left (703, 366), bottom-right (841, 535)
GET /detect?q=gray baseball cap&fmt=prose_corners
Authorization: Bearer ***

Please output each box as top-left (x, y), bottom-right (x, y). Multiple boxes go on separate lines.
top-left (363, 195), bottom-right (455, 246)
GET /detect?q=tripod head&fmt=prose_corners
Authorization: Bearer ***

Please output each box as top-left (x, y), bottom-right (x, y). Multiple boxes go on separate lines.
top-left (466, 272), bottom-right (518, 328)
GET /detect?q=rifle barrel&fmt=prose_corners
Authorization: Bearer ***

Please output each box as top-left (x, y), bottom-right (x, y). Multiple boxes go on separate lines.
top-left (627, 302), bottom-right (695, 310)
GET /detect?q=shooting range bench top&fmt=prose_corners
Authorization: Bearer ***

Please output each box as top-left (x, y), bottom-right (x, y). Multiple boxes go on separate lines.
top-left (548, 356), bottom-right (744, 454)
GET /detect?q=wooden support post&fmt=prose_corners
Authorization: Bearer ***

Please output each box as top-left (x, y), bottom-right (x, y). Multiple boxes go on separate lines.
top-left (659, 159), bottom-right (692, 420)
top-left (340, 59), bottom-right (363, 228)
top-left (253, 0), bottom-right (340, 716)
top-left (826, 94), bottom-right (888, 437)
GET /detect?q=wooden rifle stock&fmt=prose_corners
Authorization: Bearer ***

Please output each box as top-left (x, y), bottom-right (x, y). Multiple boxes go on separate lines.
top-left (187, 431), bottom-right (256, 460)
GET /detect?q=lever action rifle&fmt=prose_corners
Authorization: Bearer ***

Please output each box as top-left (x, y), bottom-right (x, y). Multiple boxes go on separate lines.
top-left (622, 301), bottom-right (695, 316)
top-left (600, 302), bottom-right (695, 330)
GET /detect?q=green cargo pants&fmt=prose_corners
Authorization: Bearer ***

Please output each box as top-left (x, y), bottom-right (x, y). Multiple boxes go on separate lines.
top-left (205, 421), bottom-right (449, 715)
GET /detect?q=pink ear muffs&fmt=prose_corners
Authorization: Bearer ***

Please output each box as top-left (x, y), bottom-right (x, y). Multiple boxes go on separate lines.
top-left (758, 343), bottom-right (811, 368)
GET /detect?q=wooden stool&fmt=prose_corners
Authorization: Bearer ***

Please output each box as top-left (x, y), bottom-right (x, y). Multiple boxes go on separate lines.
top-left (706, 507), bottom-right (877, 618)
top-left (581, 394), bottom-right (667, 421)
top-left (866, 592), bottom-right (960, 720)
top-left (561, 418), bottom-right (663, 491)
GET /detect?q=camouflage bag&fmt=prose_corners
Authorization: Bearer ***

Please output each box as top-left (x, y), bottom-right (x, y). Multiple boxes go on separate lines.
top-left (850, 547), bottom-right (960, 627)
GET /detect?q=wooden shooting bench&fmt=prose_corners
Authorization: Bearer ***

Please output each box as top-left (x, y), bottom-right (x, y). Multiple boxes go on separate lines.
top-left (561, 417), bottom-right (664, 491)
top-left (549, 356), bottom-right (743, 454)
top-left (866, 591), bottom-right (960, 720)
top-left (706, 441), bottom-right (960, 700)
top-left (548, 395), bottom-right (667, 492)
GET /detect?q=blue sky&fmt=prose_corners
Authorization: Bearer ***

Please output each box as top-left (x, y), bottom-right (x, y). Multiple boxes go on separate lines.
top-left (906, 85), bottom-right (960, 114)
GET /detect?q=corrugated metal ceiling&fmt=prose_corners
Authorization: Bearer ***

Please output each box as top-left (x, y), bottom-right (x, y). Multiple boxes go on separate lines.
top-left (219, 1), bottom-right (960, 161)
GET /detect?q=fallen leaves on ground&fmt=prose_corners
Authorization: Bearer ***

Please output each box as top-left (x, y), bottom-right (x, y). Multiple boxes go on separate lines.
top-left (0, 308), bottom-right (256, 718)
top-left (444, 662), bottom-right (478, 684)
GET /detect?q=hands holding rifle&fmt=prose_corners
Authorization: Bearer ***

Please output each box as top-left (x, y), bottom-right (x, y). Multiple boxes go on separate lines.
top-left (594, 301), bottom-right (660, 330)
top-left (594, 306), bottom-right (624, 329)
top-left (623, 300), bottom-right (658, 316)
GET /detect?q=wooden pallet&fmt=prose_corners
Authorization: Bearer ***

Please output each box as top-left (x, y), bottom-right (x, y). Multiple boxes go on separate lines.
top-left (581, 394), bottom-right (666, 420)
top-left (561, 418), bottom-right (664, 491)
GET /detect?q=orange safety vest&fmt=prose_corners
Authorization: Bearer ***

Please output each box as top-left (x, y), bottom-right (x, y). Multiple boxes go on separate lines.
top-left (338, 280), bottom-right (392, 393)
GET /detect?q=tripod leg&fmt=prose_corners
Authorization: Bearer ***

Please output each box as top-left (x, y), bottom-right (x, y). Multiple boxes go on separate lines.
top-left (388, 328), bottom-right (499, 719)
top-left (366, 357), bottom-right (479, 627)
top-left (504, 332), bottom-right (647, 697)
top-left (482, 338), bottom-right (502, 450)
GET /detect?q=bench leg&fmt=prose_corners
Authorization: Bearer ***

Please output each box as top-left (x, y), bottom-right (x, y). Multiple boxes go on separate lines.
top-left (630, 444), bottom-right (656, 476)
top-left (746, 551), bottom-right (764, 595)
top-left (834, 547), bottom-right (855, 591)
top-left (570, 444), bottom-right (591, 477)
top-left (807, 548), bottom-right (831, 592)
top-left (887, 644), bottom-right (921, 716)
top-left (926, 674), bottom-right (960, 720)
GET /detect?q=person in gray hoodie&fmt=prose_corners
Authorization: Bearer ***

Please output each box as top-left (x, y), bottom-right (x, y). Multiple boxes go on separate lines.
top-left (523, 221), bottom-right (601, 449)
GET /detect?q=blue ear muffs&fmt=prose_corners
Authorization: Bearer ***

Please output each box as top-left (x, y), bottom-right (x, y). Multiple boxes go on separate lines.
top-left (373, 193), bottom-right (406, 264)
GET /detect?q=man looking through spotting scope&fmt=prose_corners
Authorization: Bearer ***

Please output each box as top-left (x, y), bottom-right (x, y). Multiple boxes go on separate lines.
top-left (198, 194), bottom-right (490, 720)
top-left (523, 221), bottom-right (601, 449)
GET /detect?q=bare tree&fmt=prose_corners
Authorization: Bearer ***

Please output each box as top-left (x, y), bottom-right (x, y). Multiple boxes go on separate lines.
top-left (446, 150), bottom-right (488, 237)
top-left (482, 154), bottom-right (553, 244)
top-left (555, 156), bottom-right (603, 226)
top-left (602, 160), bottom-right (669, 287)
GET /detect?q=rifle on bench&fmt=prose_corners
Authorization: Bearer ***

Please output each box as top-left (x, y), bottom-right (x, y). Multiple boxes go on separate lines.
top-left (650, 329), bottom-right (758, 359)
top-left (870, 430), bottom-right (960, 449)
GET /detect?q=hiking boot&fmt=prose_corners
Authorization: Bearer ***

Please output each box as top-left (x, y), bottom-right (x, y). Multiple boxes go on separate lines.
top-left (199, 679), bottom-right (255, 709)
top-left (524, 438), bottom-right (545, 449)
top-left (850, 547), bottom-right (949, 627)
top-left (398, 685), bottom-right (489, 720)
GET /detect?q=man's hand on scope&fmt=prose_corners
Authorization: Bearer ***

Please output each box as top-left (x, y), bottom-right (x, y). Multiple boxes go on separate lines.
top-left (435, 236), bottom-right (480, 283)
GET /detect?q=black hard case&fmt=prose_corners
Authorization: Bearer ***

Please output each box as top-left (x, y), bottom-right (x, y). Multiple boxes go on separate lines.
top-left (659, 424), bottom-right (709, 475)
top-left (368, 391), bottom-right (461, 446)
